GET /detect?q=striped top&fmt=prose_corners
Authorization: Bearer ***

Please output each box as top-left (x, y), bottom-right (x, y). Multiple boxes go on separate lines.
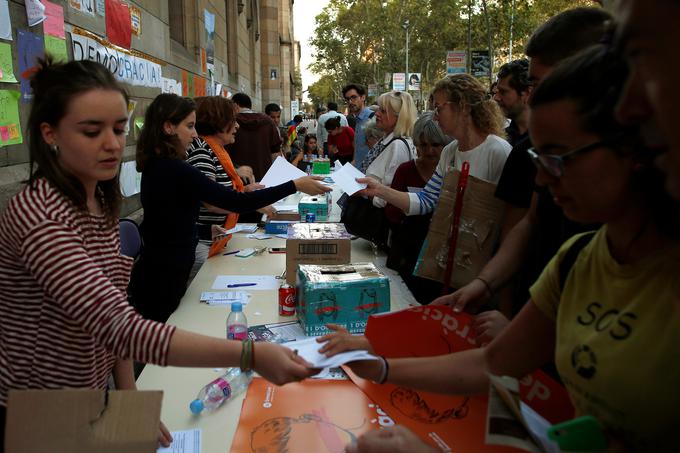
top-left (186, 137), bottom-right (233, 242)
top-left (0, 179), bottom-right (176, 406)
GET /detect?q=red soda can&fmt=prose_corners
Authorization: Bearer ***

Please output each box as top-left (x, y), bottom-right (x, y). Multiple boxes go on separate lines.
top-left (279, 283), bottom-right (296, 316)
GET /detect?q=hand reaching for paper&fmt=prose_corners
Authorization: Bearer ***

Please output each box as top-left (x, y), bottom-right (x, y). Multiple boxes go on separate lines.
top-left (316, 324), bottom-right (374, 357)
top-left (355, 176), bottom-right (384, 198)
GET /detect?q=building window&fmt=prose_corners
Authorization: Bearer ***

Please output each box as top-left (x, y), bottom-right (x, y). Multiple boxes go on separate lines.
top-left (169, 0), bottom-right (185, 45)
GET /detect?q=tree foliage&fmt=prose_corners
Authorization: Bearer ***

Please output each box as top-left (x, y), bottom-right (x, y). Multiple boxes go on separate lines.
top-left (307, 0), bottom-right (598, 105)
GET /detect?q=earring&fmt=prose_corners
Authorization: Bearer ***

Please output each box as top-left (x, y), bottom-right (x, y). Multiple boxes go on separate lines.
top-left (51, 143), bottom-right (60, 156)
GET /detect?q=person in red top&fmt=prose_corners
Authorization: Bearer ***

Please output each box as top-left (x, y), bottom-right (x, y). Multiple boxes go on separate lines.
top-left (325, 116), bottom-right (355, 164)
top-left (385, 111), bottom-right (451, 304)
top-left (0, 58), bottom-right (318, 450)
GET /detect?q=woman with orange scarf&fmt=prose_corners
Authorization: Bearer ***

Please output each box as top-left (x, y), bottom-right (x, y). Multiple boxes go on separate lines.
top-left (186, 96), bottom-right (271, 280)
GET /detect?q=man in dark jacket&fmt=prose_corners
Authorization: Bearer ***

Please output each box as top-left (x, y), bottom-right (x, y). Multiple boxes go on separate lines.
top-left (229, 93), bottom-right (283, 182)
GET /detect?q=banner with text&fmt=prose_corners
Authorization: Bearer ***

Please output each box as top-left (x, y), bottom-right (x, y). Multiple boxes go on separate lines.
top-left (392, 72), bottom-right (405, 91)
top-left (70, 32), bottom-right (162, 89)
top-left (446, 50), bottom-right (467, 74)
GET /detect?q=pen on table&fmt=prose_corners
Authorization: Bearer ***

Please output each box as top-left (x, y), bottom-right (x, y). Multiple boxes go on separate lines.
top-left (227, 283), bottom-right (257, 288)
top-left (223, 250), bottom-right (240, 256)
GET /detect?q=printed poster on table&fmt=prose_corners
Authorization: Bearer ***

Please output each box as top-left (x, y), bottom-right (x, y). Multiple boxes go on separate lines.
top-left (25, 0), bottom-right (46, 27)
top-left (0, 43), bottom-right (18, 83)
top-left (105, 0), bottom-right (131, 49)
top-left (341, 306), bottom-right (575, 452)
top-left (231, 378), bottom-right (385, 453)
top-left (70, 31), bottom-right (162, 89)
top-left (447, 50), bottom-right (467, 74)
top-left (392, 72), bottom-right (405, 91)
top-left (17, 30), bottom-right (44, 102)
top-left (0, 90), bottom-right (23, 146)
top-left (0, 0), bottom-right (10, 41)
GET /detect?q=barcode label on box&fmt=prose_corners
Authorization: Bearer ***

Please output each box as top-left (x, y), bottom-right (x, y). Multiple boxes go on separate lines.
top-left (299, 244), bottom-right (337, 255)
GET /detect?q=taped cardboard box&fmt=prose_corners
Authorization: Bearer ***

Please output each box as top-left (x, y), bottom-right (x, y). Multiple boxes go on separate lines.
top-left (298, 193), bottom-right (331, 221)
top-left (286, 223), bottom-right (351, 284)
top-left (414, 168), bottom-right (504, 289)
top-left (5, 389), bottom-right (162, 453)
top-left (296, 263), bottom-right (390, 336)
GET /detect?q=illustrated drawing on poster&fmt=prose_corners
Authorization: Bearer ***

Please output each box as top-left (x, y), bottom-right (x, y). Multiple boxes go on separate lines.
top-left (471, 50), bottom-right (491, 78)
top-left (69, 0), bottom-right (95, 17)
top-left (407, 72), bottom-right (420, 91)
top-left (0, 90), bottom-right (24, 146)
top-left (0, 42), bottom-right (18, 83)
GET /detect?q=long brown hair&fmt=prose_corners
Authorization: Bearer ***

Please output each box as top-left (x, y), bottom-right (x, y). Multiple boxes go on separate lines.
top-left (136, 93), bottom-right (196, 172)
top-left (28, 57), bottom-right (128, 224)
top-left (194, 96), bottom-right (236, 136)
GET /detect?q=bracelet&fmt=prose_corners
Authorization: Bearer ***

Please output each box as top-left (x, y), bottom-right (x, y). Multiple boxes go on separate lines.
top-left (474, 277), bottom-right (494, 298)
top-left (240, 339), bottom-right (254, 372)
top-left (377, 356), bottom-right (390, 384)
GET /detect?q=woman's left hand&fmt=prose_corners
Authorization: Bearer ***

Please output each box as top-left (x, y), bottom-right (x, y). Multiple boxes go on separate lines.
top-left (316, 324), bottom-right (373, 356)
top-left (472, 310), bottom-right (510, 346)
top-left (257, 205), bottom-right (277, 218)
top-left (355, 177), bottom-right (384, 198)
top-left (346, 426), bottom-right (440, 453)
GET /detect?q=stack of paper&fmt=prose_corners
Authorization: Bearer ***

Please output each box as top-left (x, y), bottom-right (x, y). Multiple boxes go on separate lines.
top-left (224, 224), bottom-right (258, 234)
top-left (199, 291), bottom-right (251, 306)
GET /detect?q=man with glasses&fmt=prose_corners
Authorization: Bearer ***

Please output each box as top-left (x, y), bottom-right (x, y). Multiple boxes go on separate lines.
top-left (342, 84), bottom-right (375, 167)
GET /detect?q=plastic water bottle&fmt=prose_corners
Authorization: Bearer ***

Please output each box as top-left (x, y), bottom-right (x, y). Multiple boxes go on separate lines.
top-left (226, 302), bottom-right (248, 341)
top-left (189, 368), bottom-right (253, 414)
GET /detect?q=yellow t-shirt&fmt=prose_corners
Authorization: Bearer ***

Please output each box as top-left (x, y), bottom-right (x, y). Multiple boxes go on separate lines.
top-left (530, 227), bottom-right (680, 451)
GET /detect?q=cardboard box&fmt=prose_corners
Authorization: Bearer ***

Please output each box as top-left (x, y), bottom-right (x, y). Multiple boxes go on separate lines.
top-left (296, 262), bottom-right (390, 336)
top-left (285, 223), bottom-right (351, 284)
top-left (414, 169), bottom-right (504, 289)
top-left (264, 220), bottom-right (295, 235)
top-left (269, 210), bottom-right (301, 221)
top-left (298, 193), bottom-right (331, 221)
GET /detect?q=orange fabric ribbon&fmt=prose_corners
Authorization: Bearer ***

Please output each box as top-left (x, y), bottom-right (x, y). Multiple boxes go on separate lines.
top-left (201, 135), bottom-right (245, 258)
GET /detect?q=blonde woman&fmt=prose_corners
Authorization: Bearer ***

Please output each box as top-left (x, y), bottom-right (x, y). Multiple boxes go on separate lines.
top-left (360, 91), bottom-right (417, 208)
top-left (358, 74), bottom-right (511, 215)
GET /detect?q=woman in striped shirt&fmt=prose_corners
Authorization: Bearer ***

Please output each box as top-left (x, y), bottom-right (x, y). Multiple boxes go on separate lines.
top-left (0, 58), bottom-right (318, 449)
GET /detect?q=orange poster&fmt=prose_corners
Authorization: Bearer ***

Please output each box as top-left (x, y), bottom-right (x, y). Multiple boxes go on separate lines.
top-left (231, 378), bottom-right (387, 452)
top-left (341, 306), bottom-right (574, 451)
top-left (181, 70), bottom-right (188, 97)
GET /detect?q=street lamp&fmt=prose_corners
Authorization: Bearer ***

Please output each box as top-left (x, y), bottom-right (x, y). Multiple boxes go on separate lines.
top-left (402, 19), bottom-right (410, 89)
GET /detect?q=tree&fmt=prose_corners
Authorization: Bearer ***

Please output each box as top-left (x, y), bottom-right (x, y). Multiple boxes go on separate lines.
top-left (307, 0), bottom-right (600, 101)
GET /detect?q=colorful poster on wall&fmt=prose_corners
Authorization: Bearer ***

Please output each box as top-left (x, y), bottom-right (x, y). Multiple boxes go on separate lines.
top-left (43, 1), bottom-right (65, 39)
top-left (44, 35), bottom-right (68, 62)
top-left (407, 72), bottom-right (421, 91)
top-left (70, 31), bottom-right (163, 88)
top-left (367, 83), bottom-right (378, 97)
top-left (471, 50), bottom-right (491, 78)
top-left (392, 72), bottom-right (405, 91)
top-left (17, 30), bottom-right (44, 102)
top-left (181, 70), bottom-right (188, 96)
top-left (204, 9), bottom-right (215, 72)
top-left (105, 0), bottom-right (131, 49)
top-left (25, 0), bottom-right (46, 27)
top-left (186, 73), bottom-right (194, 97)
top-left (95, 0), bottom-right (104, 16)
top-left (0, 0), bottom-right (12, 41)
top-left (69, 0), bottom-right (95, 17)
top-left (446, 50), bottom-right (467, 74)
top-left (130, 5), bottom-right (141, 36)
top-left (0, 90), bottom-right (23, 146)
top-left (0, 43), bottom-right (18, 83)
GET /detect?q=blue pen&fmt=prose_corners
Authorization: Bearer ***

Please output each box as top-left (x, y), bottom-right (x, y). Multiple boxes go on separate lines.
top-left (223, 250), bottom-right (240, 256)
top-left (227, 283), bottom-right (257, 288)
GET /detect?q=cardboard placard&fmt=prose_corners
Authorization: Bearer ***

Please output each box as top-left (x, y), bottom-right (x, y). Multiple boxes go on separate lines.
top-left (5, 389), bottom-right (162, 453)
top-left (342, 306), bottom-right (574, 451)
top-left (414, 169), bottom-right (505, 289)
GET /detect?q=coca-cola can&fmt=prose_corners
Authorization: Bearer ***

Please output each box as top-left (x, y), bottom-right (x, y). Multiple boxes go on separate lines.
top-left (279, 283), bottom-right (296, 316)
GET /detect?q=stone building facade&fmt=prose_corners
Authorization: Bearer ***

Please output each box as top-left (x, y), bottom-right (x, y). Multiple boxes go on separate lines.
top-left (0, 0), bottom-right (300, 217)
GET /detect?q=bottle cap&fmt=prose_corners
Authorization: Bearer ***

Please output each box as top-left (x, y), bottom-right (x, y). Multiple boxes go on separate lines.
top-left (189, 399), bottom-right (204, 414)
top-left (231, 302), bottom-right (242, 312)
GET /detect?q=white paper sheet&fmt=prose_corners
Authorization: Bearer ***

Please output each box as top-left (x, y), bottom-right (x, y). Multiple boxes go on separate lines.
top-left (157, 429), bottom-right (201, 453)
top-left (260, 156), bottom-right (307, 188)
top-left (0, 0), bottom-right (12, 41)
top-left (223, 223), bottom-right (258, 235)
top-left (331, 162), bottom-right (368, 195)
top-left (283, 337), bottom-right (378, 369)
top-left (25, 0), bottom-right (46, 26)
top-left (120, 160), bottom-right (142, 197)
top-left (212, 275), bottom-right (280, 291)
top-left (199, 291), bottom-right (250, 306)
top-left (246, 233), bottom-right (273, 240)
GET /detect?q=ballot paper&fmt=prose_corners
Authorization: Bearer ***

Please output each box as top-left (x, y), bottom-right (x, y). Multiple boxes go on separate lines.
top-left (260, 156), bottom-right (306, 188)
top-left (331, 162), bottom-right (368, 195)
top-left (199, 291), bottom-right (250, 306)
top-left (156, 429), bottom-right (201, 453)
top-left (224, 223), bottom-right (258, 234)
top-left (282, 337), bottom-right (378, 369)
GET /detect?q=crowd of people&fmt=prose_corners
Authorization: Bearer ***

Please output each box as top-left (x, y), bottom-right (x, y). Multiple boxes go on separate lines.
top-left (0, 2), bottom-right (678, 452)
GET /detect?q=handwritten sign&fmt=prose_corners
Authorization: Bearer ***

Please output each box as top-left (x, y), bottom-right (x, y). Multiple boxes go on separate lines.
top-left (0, 43), bottom-right (18, 83)
top-left (0, 90), bottom-right (23, 146)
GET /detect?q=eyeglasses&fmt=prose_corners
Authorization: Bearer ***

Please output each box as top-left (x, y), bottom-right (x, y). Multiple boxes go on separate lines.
top-left (527, 139), bottom-right (611, 178)
top-left (344, 94), bottom-right (360, 103)
top-left (433, 101), bottom-right (453, 115)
